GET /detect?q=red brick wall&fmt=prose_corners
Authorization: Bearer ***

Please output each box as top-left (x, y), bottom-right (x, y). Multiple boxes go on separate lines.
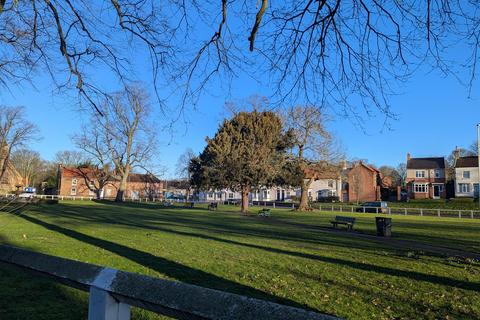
top-left (348, 165), bottom-right (379, 202)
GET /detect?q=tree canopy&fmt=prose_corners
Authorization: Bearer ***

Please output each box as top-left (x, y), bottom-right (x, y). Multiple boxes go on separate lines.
top-left (190, 109), bottom-right (292, 213)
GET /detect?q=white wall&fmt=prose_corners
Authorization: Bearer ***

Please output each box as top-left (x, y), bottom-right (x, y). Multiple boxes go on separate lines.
top-left (455, 167), bottom-right (480, 197)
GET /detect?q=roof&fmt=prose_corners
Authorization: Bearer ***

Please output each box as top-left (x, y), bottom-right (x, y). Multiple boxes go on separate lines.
top-left (128, 173), bottom-right (162, 184)
top-left (304, 162), bottom-right (342, 180)
top-left (456, 156), bottom-right (478, 168)
top-left (407, 157), bottom-right (445, 169)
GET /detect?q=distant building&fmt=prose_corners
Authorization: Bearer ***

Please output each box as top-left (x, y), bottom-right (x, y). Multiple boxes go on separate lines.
top-left (454, 156), bottom-right (479, 198)
top-left (346, 162), bottom-right (383, 203)
top-left (406, 153), bottom-right (446, 199)
top-left (0, 145), bottom-right (23, 194)
top-left (57, 165), bottom-right (164, 199)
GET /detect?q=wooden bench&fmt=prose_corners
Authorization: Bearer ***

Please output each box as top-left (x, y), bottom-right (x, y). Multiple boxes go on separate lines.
top-left (258, 208), bottom-right (271, 217)
top-left (208, 202), bottom-right (218, 211)
top-left (330, 216), bottom-right (356, 231)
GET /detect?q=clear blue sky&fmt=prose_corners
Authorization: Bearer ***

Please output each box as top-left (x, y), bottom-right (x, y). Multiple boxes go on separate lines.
top-left (1, 62), bottom-right (478, 178)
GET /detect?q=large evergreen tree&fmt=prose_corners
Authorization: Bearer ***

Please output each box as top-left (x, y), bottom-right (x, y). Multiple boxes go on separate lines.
top-left (190, 110), bottom-right (291, 213)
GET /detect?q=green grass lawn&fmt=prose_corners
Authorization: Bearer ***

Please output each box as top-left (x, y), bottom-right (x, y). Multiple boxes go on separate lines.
top-left (0, 201), bottom-right (479, 320)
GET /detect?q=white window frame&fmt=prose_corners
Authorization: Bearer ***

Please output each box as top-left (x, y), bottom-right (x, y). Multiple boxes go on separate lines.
top-left (413, 183), bottom-right (428, 193)
top-left (70, 187), bottom-right (77, 196)
top-left (459, 183), bottom-right (470, 193)
top-left (71, 178), bottom-right (78, 186)
top-left (463, 171), bottom-right (471, 179)
top-left (415, 171), bottom-right (425, 178)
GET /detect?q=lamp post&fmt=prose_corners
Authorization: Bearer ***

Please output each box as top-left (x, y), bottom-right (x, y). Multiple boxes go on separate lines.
top-left (477, 124), bottom-right (480, 207)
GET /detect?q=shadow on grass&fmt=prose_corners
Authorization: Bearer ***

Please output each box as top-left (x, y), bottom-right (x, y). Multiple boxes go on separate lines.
top-left (0, 235), bottom-right (88, 320)
top-left (19, 208), bottom-right (480, 293)
top-left (15, 212), bottom-right (314, 311)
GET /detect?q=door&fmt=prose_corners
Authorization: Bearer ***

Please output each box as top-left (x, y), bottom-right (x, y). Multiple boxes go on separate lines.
top-left (474, 184), bottom-right (479, 198)
top-left (433, 185), bottom-right (441, 198)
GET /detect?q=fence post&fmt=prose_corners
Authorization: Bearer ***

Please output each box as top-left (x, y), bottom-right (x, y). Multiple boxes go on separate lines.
top-left (471, 210), bottom-right (474, 219)
top-left (340, 206), bottom-right (342, 212)
top-left (319, 205), bottom-right (322, 211)
top-left (458, 210), bottom-right (461, 218)
top-left (420, 209), bottom-right (423, 216)
top-left (351, 206), bottom-right (353, 213)
top-left (437, 209), bottom-right (440, 217)
top-left (292, 203), bottom-right (294, 210)
top-left (404, 208), bottom-right (407, 216)
top-left (375, 207), bottom-right (378, 214)
top-left (88, 287), bottom-right (131, 320)
top-left (273, 202), bottom-right (275, 209)
top-left (363, 207), bottom-right (365, 213)
top-left (388, 208), bottom-right (391, 215)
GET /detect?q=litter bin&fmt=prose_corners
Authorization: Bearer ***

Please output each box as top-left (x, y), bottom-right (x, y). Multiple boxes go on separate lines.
top-left (376, 217), bottom-right (392, 237)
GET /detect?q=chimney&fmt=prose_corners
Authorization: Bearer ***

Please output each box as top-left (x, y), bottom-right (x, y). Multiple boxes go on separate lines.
top-left (453, 147), bottom-right (461, 167)
top-left (407, 153), bottom-right (411, 161)
top-left (341, 160), bottom-right (348, 170)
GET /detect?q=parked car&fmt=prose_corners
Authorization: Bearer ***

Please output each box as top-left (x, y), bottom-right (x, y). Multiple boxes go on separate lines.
top-left (356, 201), bottom-right (388, 213)
top-left (18, 191), bottom-right (36, 199)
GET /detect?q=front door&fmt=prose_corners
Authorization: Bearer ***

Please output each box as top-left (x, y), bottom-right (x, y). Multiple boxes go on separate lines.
top-left (433, 185), bottom-right (441, 199)
top-left (474, 184), bottom-right (479, 198)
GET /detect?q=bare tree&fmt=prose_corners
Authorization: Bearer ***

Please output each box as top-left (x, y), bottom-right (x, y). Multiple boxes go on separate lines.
top-left (2, 2), bottom-right (480, 120)
top-left (53, 150), bottom-right (88, 167)
top-left (396, 163), bottom-right (407, 188)
top-left (176, 148), bottom-right (196, 200)
top-left (0, 106), bottom-right (38, 183)
top-left (10, 148), bottom-right (44, 187)
top-left (284, 106), bottom-right (341, 210)
top-left (72, 125), bottom-right (115, 200)
top-left (94, 86), bottom-right (156, 202)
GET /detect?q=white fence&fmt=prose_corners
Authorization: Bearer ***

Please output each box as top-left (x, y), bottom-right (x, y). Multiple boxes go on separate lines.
top-left (4, 194), bottom-right (479, 219)
top-left (0, 245), bottom-right (337, 320)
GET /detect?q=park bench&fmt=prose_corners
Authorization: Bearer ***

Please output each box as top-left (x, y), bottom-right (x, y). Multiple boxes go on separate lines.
top-left (330, 216), bottom-right (356, 231)
top-left (258, 208), bottom-right (271, 217)
top-left (208, 202), bottom-right (218, 211)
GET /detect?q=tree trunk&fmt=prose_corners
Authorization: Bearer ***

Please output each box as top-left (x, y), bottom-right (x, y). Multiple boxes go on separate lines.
top-left (116, 171), bottom-right (129, 202)
top-left (298, 178), bottom-right (314, 211)
top-left (96, 188), bottom-right (102, 200)
top-left (241, 186), bottom-right (250, 214)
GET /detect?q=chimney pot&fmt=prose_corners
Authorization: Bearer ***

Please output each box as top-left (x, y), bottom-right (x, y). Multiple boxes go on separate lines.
top-left (407, 153), bottom-right (411, 161)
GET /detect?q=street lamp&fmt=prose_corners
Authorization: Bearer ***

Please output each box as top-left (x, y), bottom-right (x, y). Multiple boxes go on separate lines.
top-left (477, 124), bottom-right (480, 208)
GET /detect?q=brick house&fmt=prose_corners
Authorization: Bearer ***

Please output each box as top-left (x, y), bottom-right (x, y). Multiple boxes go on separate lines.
top-left (0, 145), bottom-right (23, 194)
top-left (57, 165), bottom-right (164, 199)
top-left (406, 154), bottom-right (446, 199)
top-left (346, 162), bottom-right (383, 203)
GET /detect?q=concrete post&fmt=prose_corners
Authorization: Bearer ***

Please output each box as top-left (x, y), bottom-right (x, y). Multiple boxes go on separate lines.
top-left (88, 287), bottom-right (131, 320)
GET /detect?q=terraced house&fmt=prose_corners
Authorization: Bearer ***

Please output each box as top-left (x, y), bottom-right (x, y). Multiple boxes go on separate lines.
top-left (406, 154), bottom-right (446, 199)
top-left (454, 156), bottom-right (479, 198)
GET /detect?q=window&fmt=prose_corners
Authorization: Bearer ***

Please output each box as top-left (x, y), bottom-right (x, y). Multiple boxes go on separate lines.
top-left (263, 190), bottom-right (267, 198)
top-left (463, 171), bottom-right (471, 179)
top-left (70, 187), bottom-right (77, 196)
top-left (229, 193), bottom-right (234, 199)
top-left (414, 183), bottom-right (428, 193)
top-left (328, 180), bottom-right (334, 188)
top-left (435, 170), bottom-right (440, 178)
top-left (459, 183), bottom-right (470, 193)
top-left (71, 178), bottom-right (78, 186)
top-left (415, 171), bottom-right (425, 178)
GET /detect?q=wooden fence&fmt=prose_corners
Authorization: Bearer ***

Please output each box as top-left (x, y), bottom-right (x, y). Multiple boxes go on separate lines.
top-left (0, 245), bottom-right (338, 320)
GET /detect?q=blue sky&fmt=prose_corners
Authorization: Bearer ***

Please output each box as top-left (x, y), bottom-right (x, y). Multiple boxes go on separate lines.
top-left (1, 62), bottom-right (478, 179)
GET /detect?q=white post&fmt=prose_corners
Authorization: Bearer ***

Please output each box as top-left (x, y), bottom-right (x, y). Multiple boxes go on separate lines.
top-left (88, 287), bottom-right (130, 320)
top-left (404, 208), bottom-right (407, 215)
top-left (437, 209), bottom-right (440, 217)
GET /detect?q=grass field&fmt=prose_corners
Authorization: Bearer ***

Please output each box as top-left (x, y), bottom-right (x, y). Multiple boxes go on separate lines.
top-left (0, 201), bottom-right (479, 319)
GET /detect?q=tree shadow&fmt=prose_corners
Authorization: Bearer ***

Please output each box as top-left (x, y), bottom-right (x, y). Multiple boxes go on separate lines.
top-left (14, 212), bottom-right (317, 312)
top-left (17, 210), bottom-right (480, 293)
